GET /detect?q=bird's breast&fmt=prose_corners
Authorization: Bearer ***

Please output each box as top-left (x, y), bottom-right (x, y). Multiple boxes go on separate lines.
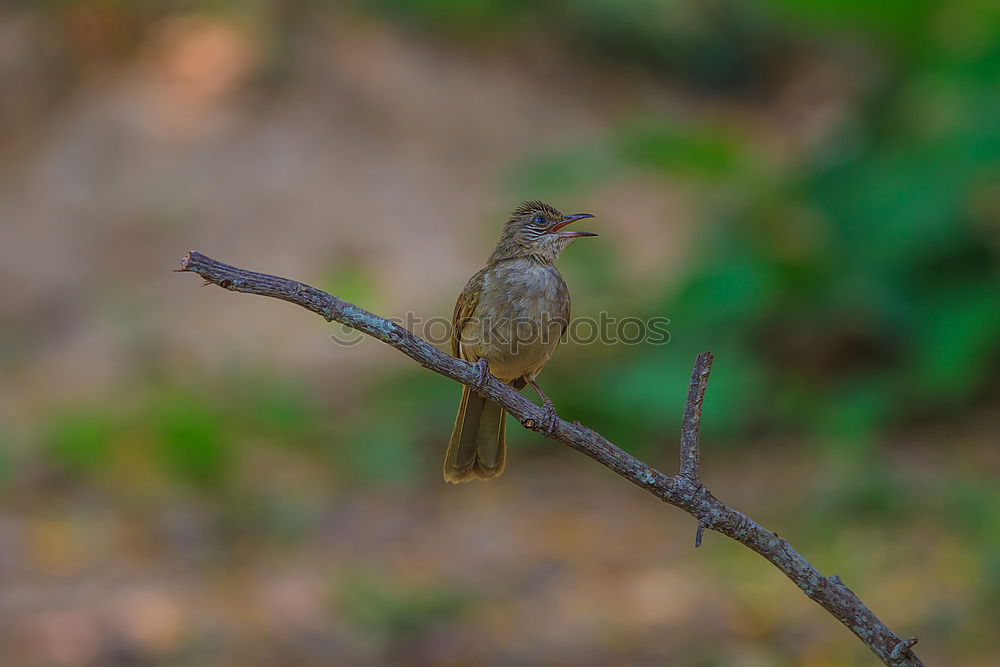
top-left (477, 261), bottom-right (568, 320)
top-left (461, 260), bottom-right (570, 381)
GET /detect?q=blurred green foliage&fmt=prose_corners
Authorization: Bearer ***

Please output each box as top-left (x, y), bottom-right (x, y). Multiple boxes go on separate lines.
top-left (44, 408), bottom-right (117, 474)
top-left (247, 0), bottom-right (1000, 460)
top-left (507, 0), bottom-right (1000, 449)
top-left (337, 572), bottom-right (470, 639)
top-left (151, 391), bottom-right (233, 485)
top-left (13, 0), bottom-right (995, 471)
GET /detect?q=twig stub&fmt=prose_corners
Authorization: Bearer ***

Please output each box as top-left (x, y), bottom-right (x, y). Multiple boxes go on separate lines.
top-left (678, 351), bottom-right (713, 481)
top-left (890, 636), bottom-right (919, 661)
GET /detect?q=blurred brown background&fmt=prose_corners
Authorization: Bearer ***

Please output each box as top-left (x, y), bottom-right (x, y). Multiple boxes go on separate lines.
top-left (1, 2), bottom-right (998, 665)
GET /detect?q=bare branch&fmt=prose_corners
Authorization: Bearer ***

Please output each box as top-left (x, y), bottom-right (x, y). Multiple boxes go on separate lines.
top-left (176, 251), bottom-right (924, 666)
top-left (679, 351), bottom-right (713, 481)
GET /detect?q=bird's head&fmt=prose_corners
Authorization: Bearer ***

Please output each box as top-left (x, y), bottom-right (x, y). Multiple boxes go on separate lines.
top-left (489, 201), bottom-right (597, 264)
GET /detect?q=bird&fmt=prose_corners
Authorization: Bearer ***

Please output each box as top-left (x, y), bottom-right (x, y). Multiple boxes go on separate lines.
top-left (444, 201), bottom-right (597, 483)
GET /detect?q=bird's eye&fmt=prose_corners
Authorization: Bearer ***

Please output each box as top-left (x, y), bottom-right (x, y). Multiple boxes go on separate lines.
top-left (532, 215), bottom-right (547, 225)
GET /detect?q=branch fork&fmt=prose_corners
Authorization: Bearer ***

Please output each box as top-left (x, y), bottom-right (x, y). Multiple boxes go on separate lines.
top-left (177, 251), bottom-right (923, 666)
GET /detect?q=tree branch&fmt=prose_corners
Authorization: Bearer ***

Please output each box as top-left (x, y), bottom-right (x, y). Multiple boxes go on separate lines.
top-left (176, 251), bottom-right (923, 666)
top-left (679, 351), bottom-right (712, 482)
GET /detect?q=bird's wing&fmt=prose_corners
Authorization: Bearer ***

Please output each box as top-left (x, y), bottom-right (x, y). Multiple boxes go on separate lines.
top-left (560, 291), bottom-right (571, 340)
top-left (558, 272), bottom-right (571, 341)
top-left (452, 268), bottom-right (486, 359)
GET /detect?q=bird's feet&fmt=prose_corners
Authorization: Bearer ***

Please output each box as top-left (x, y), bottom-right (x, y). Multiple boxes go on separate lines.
top-left (539, 398), bottom-right (559, 435)
top-left (524, 378), bottom-right (560, 435)
top-left (472, 358), bottom-right (490, 393)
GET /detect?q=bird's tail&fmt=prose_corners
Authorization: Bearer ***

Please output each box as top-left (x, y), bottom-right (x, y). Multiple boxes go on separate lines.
top-left (444, 385), bottom-right (506, 483)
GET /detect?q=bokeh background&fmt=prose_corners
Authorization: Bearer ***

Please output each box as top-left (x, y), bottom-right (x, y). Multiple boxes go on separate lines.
top-left (2, 1), bottom-right (999, 665)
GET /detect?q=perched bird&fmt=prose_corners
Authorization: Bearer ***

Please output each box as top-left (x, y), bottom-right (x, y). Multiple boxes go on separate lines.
top-left (444, 201), bottom-right (597, 483)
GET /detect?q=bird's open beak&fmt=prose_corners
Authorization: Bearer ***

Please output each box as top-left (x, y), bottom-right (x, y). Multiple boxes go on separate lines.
top-left (548, 213), bottom-right (597, 238)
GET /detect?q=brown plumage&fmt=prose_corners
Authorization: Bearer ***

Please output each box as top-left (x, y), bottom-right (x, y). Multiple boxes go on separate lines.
top-left (444, 201), bottom-right (597, 482)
